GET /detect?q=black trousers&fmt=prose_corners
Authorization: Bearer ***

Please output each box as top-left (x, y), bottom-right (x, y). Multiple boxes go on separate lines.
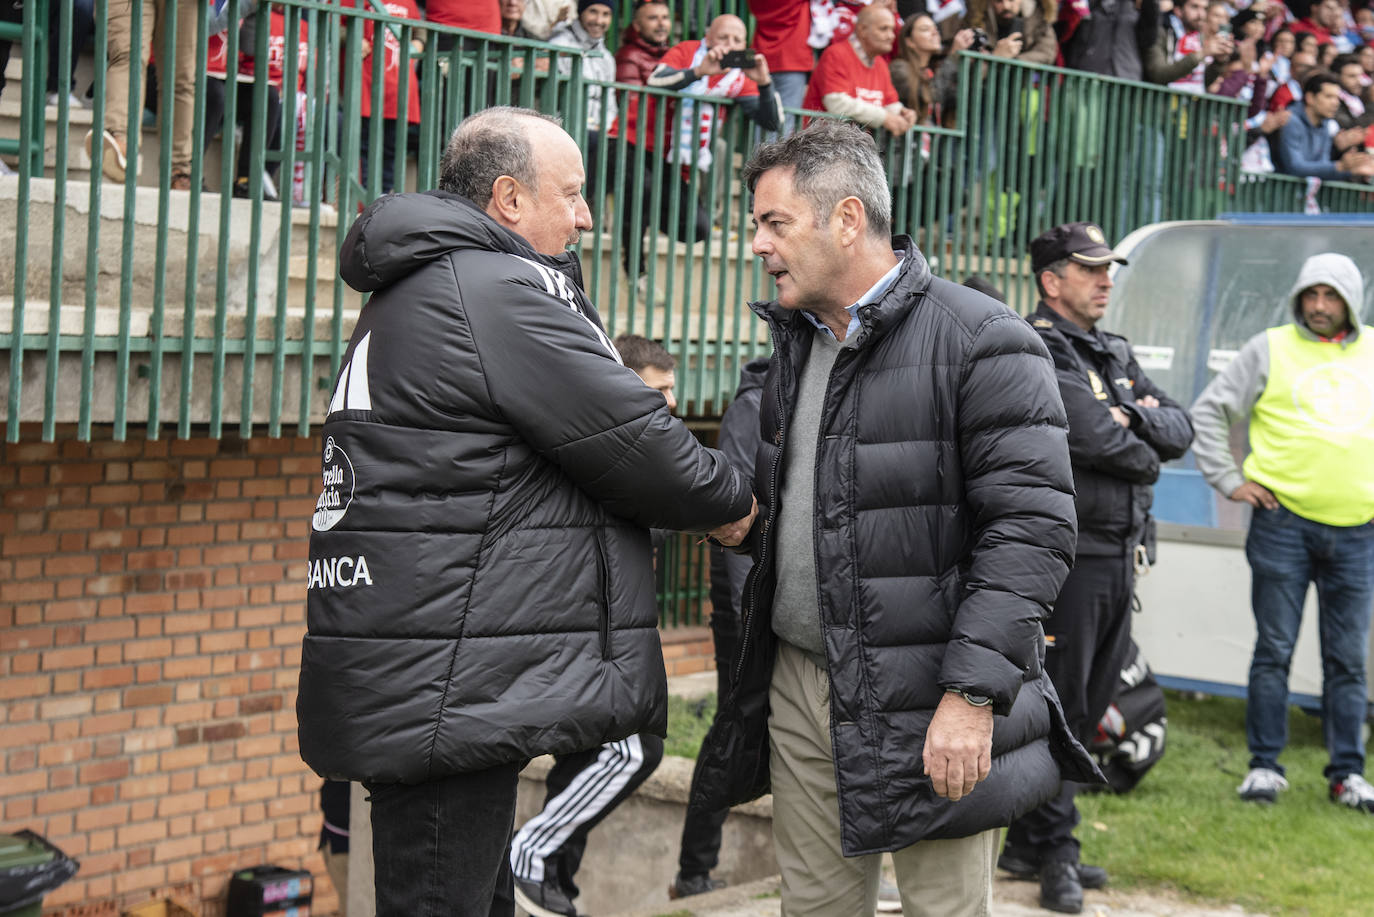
top-left (617, 141), bottom-right (711, 278)
top-left (678, 556), bottom-right (742, 878)
top-left (204, 77), bottom-right (283, 183)
top-left (366, 762), bottom-right (523, 917)
top-left (509, 734), bottom-right (665, 900)
top-left (1004, 551), bottom-right (1135, 864)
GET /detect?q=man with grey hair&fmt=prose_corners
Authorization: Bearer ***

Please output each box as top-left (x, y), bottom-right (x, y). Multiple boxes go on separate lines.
top-left (298, 106), bottom-right (756, 916)
top-left (691, 118), bottom-right (1099, 916)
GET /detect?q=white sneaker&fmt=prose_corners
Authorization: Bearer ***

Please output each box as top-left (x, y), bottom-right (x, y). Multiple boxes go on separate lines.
top-left (1330, 773), bottom-right (1374, 813)
top-left (46, 91), bottom-right (83, 108)
top-left (1237, 767), bottom-right (1288, 803)
top-left (634, 274), bottom-right (664, 302)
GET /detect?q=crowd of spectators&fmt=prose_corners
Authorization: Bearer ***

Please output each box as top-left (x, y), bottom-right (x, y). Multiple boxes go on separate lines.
top-left (14, 0), bottom-right (1374, 187)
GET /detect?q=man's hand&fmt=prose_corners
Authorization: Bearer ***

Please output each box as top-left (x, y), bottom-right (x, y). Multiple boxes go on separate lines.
top-left (696, 44), bottom-right (727, 78)
top-left (922, 692), bottom-right (993, 802)
top-left (950, 28), bottom-right (976, 52)
top-left (1136, 394), bottom-right (1160, 409)
top-left (744, 52), bottom-right (771, 85)
top-left (993, 32), bottom-right (1024, 58)
top-left (1202, 32), bottom-right (1234, 58)
top-left (1335, 126), bottom-right (1366, 152)
top-left (882, 108), bottom-right (914, 134)
top-left (1261, 109), bottom-right (1290, 133)
top-left (709, 496), bottom-right (757, 546)
top-left (1108, 405), bottom-right (1132, 427)
top-left (1339, 149), bottom-right (1374, 177)
top-left (1230, 480), bottom-right (1279, 509)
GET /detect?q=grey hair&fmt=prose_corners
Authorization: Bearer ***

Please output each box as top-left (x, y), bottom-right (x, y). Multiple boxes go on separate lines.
top-left (1035, 257), bottom-right (1070, 298)
top-left (438, 107), bottom-right (563, 207)
top-left (742, 119), bottom-right (892, 239)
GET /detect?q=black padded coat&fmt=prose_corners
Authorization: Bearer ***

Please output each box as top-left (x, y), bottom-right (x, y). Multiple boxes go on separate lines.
top-left (297, 191), bottom-right (752, 785)
top-left (692, 242), bottom-right (1102, 856)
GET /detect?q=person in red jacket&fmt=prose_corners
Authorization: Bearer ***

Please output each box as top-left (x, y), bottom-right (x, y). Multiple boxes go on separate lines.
top-left (748, 0), bottom-right (814, 129)
top-left (802, 4), bottom-right (915, 133)
top-left (428, 0), bottom-right (500, 50)
top-left (358, 0), bottom-right (424, 194)
top-left (1290, 0), bottom-right (1341, 47)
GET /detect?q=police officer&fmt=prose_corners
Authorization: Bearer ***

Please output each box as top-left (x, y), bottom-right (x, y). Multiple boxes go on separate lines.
top-left (1001, 223), bottom-right (1195, 915)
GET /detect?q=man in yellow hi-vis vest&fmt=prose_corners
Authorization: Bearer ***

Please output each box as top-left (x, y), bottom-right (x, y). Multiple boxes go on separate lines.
top-left (1192, 252), bottom-right (1374, 816)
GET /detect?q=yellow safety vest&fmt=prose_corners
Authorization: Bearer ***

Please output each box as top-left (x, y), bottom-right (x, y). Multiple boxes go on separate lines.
top-left (1243, 325), bottom-right (1374, 526)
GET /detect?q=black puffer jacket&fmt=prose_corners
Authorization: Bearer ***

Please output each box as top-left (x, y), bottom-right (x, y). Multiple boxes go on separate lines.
top-left (1030, 304), bottom-right (1194, 557)
top-left (298, 191), bottom-right (752, 785)
top-left (693, 243), bottom-right (1101, 856)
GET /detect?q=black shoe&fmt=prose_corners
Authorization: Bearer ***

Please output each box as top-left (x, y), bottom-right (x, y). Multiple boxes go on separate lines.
top-left (668, 871), bottom-right (726, 899)
top-left (998, 853), bottom-right (1108, 890)
top-left (1039, 861), bottom-right (1084, 914)
top-left (513, 875), bottom-right (579, 917)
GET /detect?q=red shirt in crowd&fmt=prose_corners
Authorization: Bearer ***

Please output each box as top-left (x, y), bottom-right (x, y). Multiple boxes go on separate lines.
top-left (802, 35), bottom-right (898, 113)
top-left (358, 0), bottom-right (423, 123)
top-left (658, 38), bottom-right (763, 170)
top-left (236, 10), bottom-right (311, 90)
top-left (615, 26), bottom-right (671, 148)
top-left (747, 0), bottom-right (815, 72)
top-left (425, 0), bottom-right (500, 33)
top-left (1289, 16), bottom-right (1334, 45)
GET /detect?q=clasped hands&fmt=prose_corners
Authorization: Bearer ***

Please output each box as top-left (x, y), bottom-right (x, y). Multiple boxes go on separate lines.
top-left (708, 496), bottom-right (757, 547)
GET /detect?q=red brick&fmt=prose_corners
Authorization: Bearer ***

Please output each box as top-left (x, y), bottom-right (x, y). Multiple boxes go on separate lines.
top-left (203, 722), bottom-right (247, 743)
top-left (75, 803), bottom-right (130, 831)
top-left (0, 722), bottom-right (51, 748)
top-left (2, 533), bottom-right (59, 555)
top-left (90, 483), bottom-right (142, 503)
top-left (47, 508), bottom-right (101, 529)
top-left (79, 758), bottom-right (131, 783)
top-left (81, 666), bottom-right (135, 691)
top-left (35, 786), bottom-right (91, 814)
top-left (45, 553), bottom-right (97, 576)
top-left (125, 685), bottom-right (175, 707)
top-left (0, 675), bottom-right (50, 700)
top-left (50, 462), bottom-right (105, 484)
top-left (42, 646), bottom-right (96, 670)
top-left (84, 620), bottom-right (137, 642)
top-left (0, 626), bottom-right (53, 652)
top-left (45, 598), bottom-right (98, 621)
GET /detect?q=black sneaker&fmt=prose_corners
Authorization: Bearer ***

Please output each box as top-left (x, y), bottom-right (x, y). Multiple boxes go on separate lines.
top-left (668, 871), bottom-right (726, 899)
top-left (513, 875), bottom-right (579, 917)
top-left (1039, 861), bottom-right (1083, 915)
top-left (997, 853), bottom-right (1107, 889)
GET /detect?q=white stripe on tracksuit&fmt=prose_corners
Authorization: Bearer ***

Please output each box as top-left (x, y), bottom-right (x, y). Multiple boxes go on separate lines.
top-left (510, 736), bottom-right (646, 883)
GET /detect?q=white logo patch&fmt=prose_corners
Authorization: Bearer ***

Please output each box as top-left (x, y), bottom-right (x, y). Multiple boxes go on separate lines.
top-left (328, 331), bottom-right (374, 414)
top-left (313, 436), bottom-right (356, 532)
top-left (1291, 363), bottom-right (1374, 433)
top-left (307, 555), bottom-right (373, 589)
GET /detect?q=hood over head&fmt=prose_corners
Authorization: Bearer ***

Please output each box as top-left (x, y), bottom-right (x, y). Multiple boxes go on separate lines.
top-left (1288, 251), bottom-right (1365, 335)
top-left (339, 190), bottom-right (584, 293)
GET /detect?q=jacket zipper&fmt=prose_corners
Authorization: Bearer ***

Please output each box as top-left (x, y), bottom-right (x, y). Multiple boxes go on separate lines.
top-left (595, 531), bottom-right (612, 660)
top-left (734, 325), bottom-right (789, 689)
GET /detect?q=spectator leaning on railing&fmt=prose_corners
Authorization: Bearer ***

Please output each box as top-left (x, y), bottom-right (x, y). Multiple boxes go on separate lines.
top-left (802, 4), bottom-right (916, 133)
top-left (550, 0), bottom-right (618, 195)
top-left (355, 0), bottom-right (425, 195)
top-left (1273, 70), bottom-right (1374, 178)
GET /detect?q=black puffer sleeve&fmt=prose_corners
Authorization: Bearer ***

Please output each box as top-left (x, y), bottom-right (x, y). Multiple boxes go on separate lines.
top-left (941, 312), bottom-right (1078, 714)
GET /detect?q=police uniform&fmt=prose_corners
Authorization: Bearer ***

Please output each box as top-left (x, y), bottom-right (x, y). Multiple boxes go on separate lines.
top-left (1002, 224), bottom-right (1195, 892)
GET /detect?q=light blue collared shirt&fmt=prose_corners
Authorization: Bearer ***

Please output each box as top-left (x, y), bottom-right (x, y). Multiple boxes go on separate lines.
top-left (800, 254), bottom-right (904, 342)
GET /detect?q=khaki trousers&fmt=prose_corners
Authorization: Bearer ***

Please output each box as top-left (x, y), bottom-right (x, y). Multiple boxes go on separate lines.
top-left (103, 0), bottom-right (197, 171)
top-left (768, 641), bottom-right (997, 917)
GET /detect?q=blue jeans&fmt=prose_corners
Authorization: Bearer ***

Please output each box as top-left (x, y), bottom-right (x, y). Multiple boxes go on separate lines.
top-left (1245, 505), bottom-right (1374, 780)
top-left (772, 70), bottom-right (809, 137)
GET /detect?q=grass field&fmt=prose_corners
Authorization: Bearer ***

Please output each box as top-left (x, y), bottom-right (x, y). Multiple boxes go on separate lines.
top-left (667, 689), bottom-right (1374, 916)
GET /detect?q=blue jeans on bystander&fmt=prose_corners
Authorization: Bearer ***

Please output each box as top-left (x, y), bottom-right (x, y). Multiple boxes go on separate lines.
top-left (1244, 504), bottom-right (1374, 781)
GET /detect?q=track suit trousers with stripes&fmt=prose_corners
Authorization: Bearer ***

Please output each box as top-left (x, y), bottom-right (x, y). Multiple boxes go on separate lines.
top-left (510, 733), bottom-right (665, 899)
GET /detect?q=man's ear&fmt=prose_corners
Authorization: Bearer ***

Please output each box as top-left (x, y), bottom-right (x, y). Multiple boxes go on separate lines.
top-left (1039, 269), bottom-right (1060, 300)
top-left (833, 196), bottom-right (866, 246)
top-left (486, 175), bottom-right (522, 227)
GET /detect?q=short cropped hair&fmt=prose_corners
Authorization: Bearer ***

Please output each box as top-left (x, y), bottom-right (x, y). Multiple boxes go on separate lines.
top-left (438, 107), bottom-right (563, 207)
top-left (613, 334), bottom-right (675, 373)
top-left (742, 120), bottom-right (893, 240)
top-left (1302, 70), bottom-right (1341, 100)
top-left (1035, 258), bottom-right (1070, 299)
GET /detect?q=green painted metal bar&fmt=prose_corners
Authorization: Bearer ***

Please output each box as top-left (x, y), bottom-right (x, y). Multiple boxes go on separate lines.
top-left (237, 8), bottom-right (273, 438)
top-left (77, 0), bottom-right (108, 441)
top-left (176, 2), bottom-right (210, 439)
top-left (299, 7), bottom-right (328, 436)
top-left (270, 10), bottom-right (305, 439)
top-left (210, 0), bottom-right (242, 439)
top-left (42, 0), bottom-right (72, 441)
top-left (111, 0), bottom-right (147, 440)
top-left (5, 0), bottom-right (38, 441)
top-left (145, 0), bottom-right (180, 438)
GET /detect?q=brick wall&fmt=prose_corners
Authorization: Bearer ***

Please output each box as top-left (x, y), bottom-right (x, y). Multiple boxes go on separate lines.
top-left (0, 430), bottom-right (335, 917)
top-left (0, 427), bottom-right (721, 916)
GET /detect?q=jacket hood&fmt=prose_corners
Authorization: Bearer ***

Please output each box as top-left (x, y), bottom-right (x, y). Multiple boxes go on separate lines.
top-left (1288, 252), bottom-right (1366, 337)
top-left (339, 191), bottom-right (584, 293)
top-left (750, 236), bottom-right (933, 342)
top-left (736, 357), bottom-right (770, 396)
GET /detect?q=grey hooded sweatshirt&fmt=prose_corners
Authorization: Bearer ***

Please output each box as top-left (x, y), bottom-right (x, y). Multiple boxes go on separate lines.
top-left (1190, 252), bottom-right (1367, 500)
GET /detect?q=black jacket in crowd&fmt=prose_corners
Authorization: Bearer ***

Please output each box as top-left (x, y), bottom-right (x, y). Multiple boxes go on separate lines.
top-left (297, 191), bottom-right (752, 786)
top-left (1029, 303), bottom-right (1194, 557)
top-left (693, 243), bottom-right (1101, 856)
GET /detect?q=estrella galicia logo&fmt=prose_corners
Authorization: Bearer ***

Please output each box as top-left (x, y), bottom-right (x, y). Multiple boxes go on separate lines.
top-left (313, 436), bottom-right (355, 531)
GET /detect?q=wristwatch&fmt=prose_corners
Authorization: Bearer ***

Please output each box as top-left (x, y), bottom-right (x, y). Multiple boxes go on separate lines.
top-left (946, 687), bottom-right (994, 707)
